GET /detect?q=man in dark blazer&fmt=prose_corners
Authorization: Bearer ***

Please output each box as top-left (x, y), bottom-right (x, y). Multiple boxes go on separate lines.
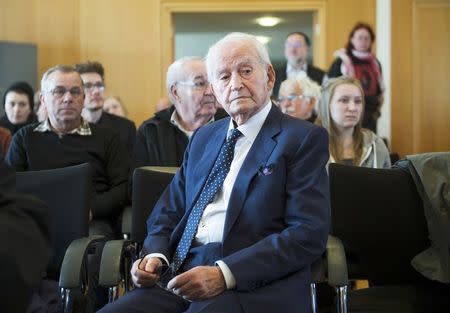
top-left (99, 33), bottom-right (330, 313)
top-left (273, 31), bottom-right (325, 97)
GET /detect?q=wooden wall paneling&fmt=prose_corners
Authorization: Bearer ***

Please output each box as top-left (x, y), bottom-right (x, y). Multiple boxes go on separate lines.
top-left (412, 0), bottom-right (450, 153)
top-left (79, 0), bottom-right (161, 126)
top-left (391, 0), bottom-right (413, 157)
top-left (35, 0), bottom-right (80, 83)
top-left (0, 0), bottom-right (37, 43)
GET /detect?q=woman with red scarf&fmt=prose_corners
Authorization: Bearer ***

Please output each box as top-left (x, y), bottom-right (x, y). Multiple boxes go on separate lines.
top-left (328, 22), bottom-right (384, 133)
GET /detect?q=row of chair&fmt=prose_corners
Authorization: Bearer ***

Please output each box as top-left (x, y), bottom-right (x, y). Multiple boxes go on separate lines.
top-left (17, 162), bottom-right (449, 312)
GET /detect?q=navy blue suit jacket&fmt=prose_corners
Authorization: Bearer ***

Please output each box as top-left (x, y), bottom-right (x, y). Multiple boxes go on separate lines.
top-left (143, 104), bottom-right (330, 313)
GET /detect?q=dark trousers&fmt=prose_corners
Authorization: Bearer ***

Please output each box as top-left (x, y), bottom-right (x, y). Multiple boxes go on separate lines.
top-left (97, 286), bottom-right (244, 313)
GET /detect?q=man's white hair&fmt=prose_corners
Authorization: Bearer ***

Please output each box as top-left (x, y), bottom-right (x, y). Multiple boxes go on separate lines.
top-left (166, 56), bottom-right (204, 103)
top-left (205, 32), bottom-right (271, 81)
top-left (41, 65), bottom-right (80, 92)
top-left (280, 76), bottom-right (321, 104)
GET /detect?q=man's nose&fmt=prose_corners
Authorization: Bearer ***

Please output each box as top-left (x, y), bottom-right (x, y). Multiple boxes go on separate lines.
top-left (230, 73), bottom-right (243, 90)
top-left (204, 82), bottom-right (213, 95)
top-left (62, 91), bottom-right (73, 102)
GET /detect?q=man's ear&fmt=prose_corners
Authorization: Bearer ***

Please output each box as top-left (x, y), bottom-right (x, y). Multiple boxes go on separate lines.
top-left (266, 64), bottom-right (276, 91)
top-left (309, 97), bottom-right (317, 110)
top-left (39, 92), bottom-right (47, 109)
top-left (170, 84), bottom-right (180, 102)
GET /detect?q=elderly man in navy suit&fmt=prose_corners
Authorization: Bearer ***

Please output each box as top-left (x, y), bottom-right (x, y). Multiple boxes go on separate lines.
top-left (99, 32), bottom-right (330, 313)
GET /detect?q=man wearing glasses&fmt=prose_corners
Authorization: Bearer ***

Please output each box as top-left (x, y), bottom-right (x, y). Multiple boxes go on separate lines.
top-left (273, 32), bottom-right (325, 97)
top-left (75, 61), bottom-right (136, 157)
top-left (133, 57), bottom-right (227, 168)
top-left (277, 76), bottom-right (321, 123)
top-left (6, 65), bottom-right (129, 240)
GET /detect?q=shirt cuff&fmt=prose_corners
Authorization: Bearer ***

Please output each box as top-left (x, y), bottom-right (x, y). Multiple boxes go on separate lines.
top-left (215, 260), bottom-right (236, 289)
top-left (142, 253), bottom-right (169, 266)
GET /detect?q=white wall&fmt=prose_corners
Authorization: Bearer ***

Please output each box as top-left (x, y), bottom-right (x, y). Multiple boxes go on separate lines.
top-left (376, 0), bottom-right (391, 146)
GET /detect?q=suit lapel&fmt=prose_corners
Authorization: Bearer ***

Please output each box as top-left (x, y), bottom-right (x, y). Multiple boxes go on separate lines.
top-left (222, 105), bottom-right (282, 239)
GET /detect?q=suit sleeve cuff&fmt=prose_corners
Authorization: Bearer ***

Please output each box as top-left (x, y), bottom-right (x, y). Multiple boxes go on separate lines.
top-left (143, 253), bottom-right (169, 266)
top-left (215, 260), bottom-right (236, 290)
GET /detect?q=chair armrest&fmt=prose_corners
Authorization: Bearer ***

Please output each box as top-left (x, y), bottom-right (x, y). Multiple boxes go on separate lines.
top-left (121, 205), bottom-right (132, 237)
top-left (59, 235), bottom-right (105, 289)
top-left (98, 239), bottom-right (130, 287)
top-left (326, 235), bottom-right (349, 287)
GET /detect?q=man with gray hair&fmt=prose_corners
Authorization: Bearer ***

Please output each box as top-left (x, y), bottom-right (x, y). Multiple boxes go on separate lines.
top-left (100, 33), bottom-right (329, 313)
top-left (133, 57), bottom-right (226, 167)
top-left (277, 76), bottom-right (321, 123)
top-left (6, 65), bottom-right (129, 238)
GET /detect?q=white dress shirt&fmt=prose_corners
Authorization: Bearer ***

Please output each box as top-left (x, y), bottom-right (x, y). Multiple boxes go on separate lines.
top-left (286, 62), bottom-right (308, 79)
top-left (149, 101), bottom-right (272, 289)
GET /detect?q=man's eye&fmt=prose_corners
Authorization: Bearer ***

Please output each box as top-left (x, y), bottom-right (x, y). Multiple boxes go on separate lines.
top-left (241, 68), bottom-right (253, 76)
top-left (219, 74), bottom-right (230, 81)
top-left (195, 81), bottom-right (206, 87)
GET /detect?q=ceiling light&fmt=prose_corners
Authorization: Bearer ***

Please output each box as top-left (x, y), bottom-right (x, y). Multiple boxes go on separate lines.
top-left (256, 16), bottom-right (281, 27)
top-left (256, 36), bottom-right (271, 45)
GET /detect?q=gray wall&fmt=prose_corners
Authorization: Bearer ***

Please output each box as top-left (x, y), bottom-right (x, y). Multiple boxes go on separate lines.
top-left (0, 42), bottom-right (37, 116)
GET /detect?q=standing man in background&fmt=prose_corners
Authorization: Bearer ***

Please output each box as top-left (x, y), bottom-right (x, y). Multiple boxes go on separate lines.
top-left (273, 31), bottom-right (325, 97)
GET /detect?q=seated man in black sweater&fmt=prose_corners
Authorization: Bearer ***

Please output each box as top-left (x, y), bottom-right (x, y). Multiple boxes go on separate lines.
top-left (75, 60), bottom-right (136, 158)
top-left (134, 57), bottom-right (227, 167)
top-left (6, 64), bottom-right (129, 238)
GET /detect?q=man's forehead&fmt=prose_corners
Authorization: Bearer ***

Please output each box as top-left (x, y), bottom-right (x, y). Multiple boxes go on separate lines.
top-left (80, 72), bottom-right (103, 82)
top-left (48, 71), bottom-right (82, 86)
top-left (286, 34), bottom-right (306, 43)
top-left (182, 62), bottom-right (207, 82)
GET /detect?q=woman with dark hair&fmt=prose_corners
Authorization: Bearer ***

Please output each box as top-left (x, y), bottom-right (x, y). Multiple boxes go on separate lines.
top-left (327, 22), bottom-right (384, 133)
top-left (0, 81), bottom-right (37, 134)
top-left (316, 76), bottom-right (390, 168)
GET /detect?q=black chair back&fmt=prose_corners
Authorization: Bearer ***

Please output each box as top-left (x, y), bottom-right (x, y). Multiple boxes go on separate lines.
top-left (131, 166), bottom-right (178, 243)
top-left (15, 163), bottom-right (91, 279)
top-left (329, 163), bottom-right (430, 285)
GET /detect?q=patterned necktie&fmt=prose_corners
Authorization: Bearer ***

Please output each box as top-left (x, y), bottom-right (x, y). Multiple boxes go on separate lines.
top-left (171, 128), bottom-right (243, 272)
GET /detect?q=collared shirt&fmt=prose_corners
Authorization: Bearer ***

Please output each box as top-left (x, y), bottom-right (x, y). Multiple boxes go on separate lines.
top-left (286, 62), bottom-right (308, 79)
top-left (170, 109), bottom-right (214, 139)
top-left (195, 100), bottom-right (272, 289)
top-left (33, 118), bottom-right (92, 136)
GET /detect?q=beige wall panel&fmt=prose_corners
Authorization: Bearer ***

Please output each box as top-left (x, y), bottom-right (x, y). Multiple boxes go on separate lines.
top-left (391, 0), bottom-right (413, 157)
top-left (412, 1), bottom-right (450, 153)
top-left (0, 0), bottom-right (37, 43)
top-left (79, 0), bottom-right (161, 126)
top-left (35, 0), bottom-right (80, 81)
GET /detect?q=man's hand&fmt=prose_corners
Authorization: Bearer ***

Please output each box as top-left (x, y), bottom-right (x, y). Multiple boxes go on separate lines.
top-left (131, 256), bottom-right (162, 288)
top-left (167, 266), bottom-right (226, 301)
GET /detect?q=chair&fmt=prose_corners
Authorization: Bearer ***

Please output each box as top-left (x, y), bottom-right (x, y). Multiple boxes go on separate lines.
top-left (326, 163), bottom-right (450, 313)
top-left (99, 166), bottom-right (178, 301)
top-left (15, 163), bottom-right (105, 312)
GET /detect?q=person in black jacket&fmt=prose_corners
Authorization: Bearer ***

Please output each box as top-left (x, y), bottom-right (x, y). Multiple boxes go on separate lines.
top-left (273, 32), bottom-right (325, 97)
top-left (75, 61), bottom-right (136, 157)
top-left (133, 57), bottom-right (227, 167)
